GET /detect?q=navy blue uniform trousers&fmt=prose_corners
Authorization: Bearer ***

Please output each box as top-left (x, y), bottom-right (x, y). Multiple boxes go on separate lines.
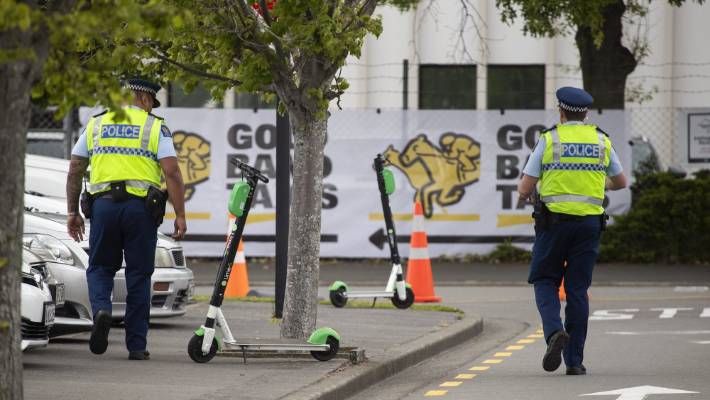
top-left (87, 197), bottom-right (157, 352)
top-left (528, 215), bottom-right (601, 368)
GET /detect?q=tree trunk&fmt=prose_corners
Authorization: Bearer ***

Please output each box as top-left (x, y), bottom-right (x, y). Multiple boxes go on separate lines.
top-left (575, 0), bottom-right (637, 109)
top-left (280, 113), bottom-right (327, 339)
top-left (0, 52), bottom-right (33, 400)
top-left (1, 13), bottom-right (50, 398)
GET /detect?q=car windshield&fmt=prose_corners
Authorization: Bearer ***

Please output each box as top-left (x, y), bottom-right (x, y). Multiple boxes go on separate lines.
top-left (631, 139), bottom-right (660, 174)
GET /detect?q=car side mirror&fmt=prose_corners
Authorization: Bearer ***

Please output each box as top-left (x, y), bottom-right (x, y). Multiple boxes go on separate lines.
top-left (667, 165), bottom-right (687, 179)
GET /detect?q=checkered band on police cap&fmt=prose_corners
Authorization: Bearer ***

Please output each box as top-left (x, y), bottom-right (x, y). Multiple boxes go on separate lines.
top-left (558, 101), bottom-right (588, 113)
top-left (126, 83), bottom-right (157, 95)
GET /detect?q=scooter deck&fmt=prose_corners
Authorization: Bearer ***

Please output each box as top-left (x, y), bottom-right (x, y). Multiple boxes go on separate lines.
top-left (222, 337), bottom-right (330, 352)
top-left (344, 291), bottom-right (395, 299)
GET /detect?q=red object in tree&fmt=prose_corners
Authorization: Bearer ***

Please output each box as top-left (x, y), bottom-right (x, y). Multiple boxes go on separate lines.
top-left (252, 0), bottom-right (276, 16)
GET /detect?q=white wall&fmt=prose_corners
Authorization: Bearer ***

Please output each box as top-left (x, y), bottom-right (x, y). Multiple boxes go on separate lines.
top-left (337, 0), bottom-right (710, 110)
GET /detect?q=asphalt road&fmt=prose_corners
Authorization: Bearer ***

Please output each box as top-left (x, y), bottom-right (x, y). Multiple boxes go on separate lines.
top-left (351, 285), bottom-right (710, 400)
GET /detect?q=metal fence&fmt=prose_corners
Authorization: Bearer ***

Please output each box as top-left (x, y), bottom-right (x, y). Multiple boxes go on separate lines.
top-left (626, 108), bottom-right (678, 169)
top-left (27, 105), bottom-right (696, 171)
top-left (27, 105), bottom-right (79, 159)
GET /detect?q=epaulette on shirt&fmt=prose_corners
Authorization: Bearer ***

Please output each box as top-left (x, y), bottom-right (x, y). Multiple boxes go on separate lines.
top-left (151, 113), bottom-right (172, 137)
top-left (92, 110), bottom-right (108, 118)
top-left (596, 126), bottom-right (610, 137)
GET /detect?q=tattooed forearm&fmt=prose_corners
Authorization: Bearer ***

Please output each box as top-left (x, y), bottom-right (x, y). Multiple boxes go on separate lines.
top-left (66, 156), bottom-right (89, 214)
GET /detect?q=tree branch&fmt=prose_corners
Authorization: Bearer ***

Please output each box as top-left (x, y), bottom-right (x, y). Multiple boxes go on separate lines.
top-left (148, 48), bottom-right (243, 87)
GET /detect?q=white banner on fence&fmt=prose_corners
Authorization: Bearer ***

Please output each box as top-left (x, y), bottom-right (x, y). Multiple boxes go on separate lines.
top-left (678, 108), bottom-right (710, 167)
top-left (80, 108), bottom-right (631, 257)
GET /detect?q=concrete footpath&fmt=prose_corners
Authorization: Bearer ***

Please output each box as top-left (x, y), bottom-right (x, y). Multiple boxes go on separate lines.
top-left (23, 299), bottom-right (482, 400)
top-left (189, 259), bottom-right (710, 287)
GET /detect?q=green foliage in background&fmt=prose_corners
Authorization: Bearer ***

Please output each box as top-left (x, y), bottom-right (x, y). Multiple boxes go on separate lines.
top-left (486, 239), bottom-right (532, 263)
top-left (2, 0), bottom-right (418, 118)
top-left (599, 170), bottom-right (710, 263)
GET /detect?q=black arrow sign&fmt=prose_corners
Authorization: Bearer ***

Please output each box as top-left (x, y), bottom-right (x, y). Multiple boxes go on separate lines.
top-left (179, 234), bottom-right (338, 243)
top-left (368, 228), bottom-right (534, 250)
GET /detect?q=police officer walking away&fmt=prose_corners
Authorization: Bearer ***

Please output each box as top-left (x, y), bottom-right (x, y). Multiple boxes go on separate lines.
top-left (518, 87), bottom-right (627, 375)
top-left (65, 78), bottom-right (187, 360)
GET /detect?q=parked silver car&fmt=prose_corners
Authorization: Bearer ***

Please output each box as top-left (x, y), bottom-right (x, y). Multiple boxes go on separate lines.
top-left (24, 154), bottom-right (195, 325)
top-left (23, 210), bottom-right (194, 334)
top-left (21, 249), bottom-right (55, 351)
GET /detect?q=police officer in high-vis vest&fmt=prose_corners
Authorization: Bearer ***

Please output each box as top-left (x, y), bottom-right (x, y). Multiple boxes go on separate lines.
top-left (65, 78), bottom-right (187, 360)
top-left (518, 87), bottom-right (627, 375)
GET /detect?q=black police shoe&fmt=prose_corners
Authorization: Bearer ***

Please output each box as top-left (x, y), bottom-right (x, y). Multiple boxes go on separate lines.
top-left (542, 330), bottom-right (569, 372)
top-left (128, 351), bottom-right (150, 360)
top-left (89, 310), bottom-right (112, 355)
top-left (566, 365), bottom-right (587, 375)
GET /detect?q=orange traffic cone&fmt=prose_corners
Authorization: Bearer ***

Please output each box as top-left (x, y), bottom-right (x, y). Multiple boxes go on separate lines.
top-left (406, 201), bottom-right (441, 303)
top-left (559, 261), bottom-right (567, 301)
top-left (558, 262), bottom-right (590, 301)
top-left (225, 214), bottom-right (252, 298)
top-left (559, 278), bottom-right (567, 301)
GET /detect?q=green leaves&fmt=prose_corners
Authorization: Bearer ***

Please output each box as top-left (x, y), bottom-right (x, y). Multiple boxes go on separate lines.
top-left (3, 1), bottom-right (417, 119)
top-left (0, 1), bottom-right (32, 31)
top-left (599, 170), bottom-right (710, 263)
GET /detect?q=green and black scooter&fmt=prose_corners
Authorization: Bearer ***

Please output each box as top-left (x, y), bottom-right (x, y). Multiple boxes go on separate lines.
top-left (328, 154), bottom-right (415, 309)
top-left (187, 158), bottom-right (340, 363)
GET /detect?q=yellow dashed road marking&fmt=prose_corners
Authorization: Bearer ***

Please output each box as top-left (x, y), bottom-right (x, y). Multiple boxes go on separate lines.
top-left (440, 382), bottom-right (462, 387)
top-left (506, 345), bottom-right (525, 350)
top-left (528, 334), bottom-right (544, 338)
top-left (517, 339), bottom-right (535, 344)
top-left (469, 366), bottom-right (490, 371)
top-left (494, 352), bottom-right (512, 357)
top-left (482, 359), bottom-right (503, 364)
top-left (456, 374), bottom-right (476, 379)
top-left (425, 390), bottom-right (448, 396)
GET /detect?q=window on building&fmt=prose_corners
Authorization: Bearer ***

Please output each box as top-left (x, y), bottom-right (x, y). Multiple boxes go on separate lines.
top-left (234, 92), bottom-right (276, 109)
top-left (168, 82), bottom-right (222, 108)
top-left (419, 65), bottom-right (477, 109)
top-left (487, 65), bottom-right (545, 110)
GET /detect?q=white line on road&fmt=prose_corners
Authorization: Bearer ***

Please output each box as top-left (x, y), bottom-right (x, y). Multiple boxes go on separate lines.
top-left (590, 309), bottom-right (640, 321)
top-left (650, 307), bottom-right (694, 319)
top-left (691, 340), bottom-right (710, 344)
top-left (607, 330), bottom-right (710, 336)
top-left (674, 286), bottom-right (709, 293)
top-left (701, 307), bottom-right (710, 318)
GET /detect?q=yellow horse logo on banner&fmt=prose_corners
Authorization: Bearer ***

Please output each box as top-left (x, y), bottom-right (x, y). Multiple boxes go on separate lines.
top-left (384, 133), bottom-right (481, 218)
top-left (172, 131), bottom-right (211, 201)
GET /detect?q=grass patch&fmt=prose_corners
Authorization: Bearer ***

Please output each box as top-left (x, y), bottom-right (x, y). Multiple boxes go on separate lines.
top-left (192, 295), bottom-right (463, 317)
top-left (191, 295), bottom-right (275, 303)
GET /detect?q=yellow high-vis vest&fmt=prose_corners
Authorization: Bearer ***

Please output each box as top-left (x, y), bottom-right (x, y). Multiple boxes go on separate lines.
top-left (539, 124), bottom-right (611, 216)
top-left (85, 107), bottom-right (162, 197)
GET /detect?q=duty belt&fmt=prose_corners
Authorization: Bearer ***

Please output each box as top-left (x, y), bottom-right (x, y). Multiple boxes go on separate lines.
top-left (88, 180), bottom-right (157, 194)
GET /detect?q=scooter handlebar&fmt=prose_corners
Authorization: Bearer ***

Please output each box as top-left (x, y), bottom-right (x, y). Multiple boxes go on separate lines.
top-left (230, 158), bottom-right (270, 183)
top-left (374, 153), bottom-right (387, 171)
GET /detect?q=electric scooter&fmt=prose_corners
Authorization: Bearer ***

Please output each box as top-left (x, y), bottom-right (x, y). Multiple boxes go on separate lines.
top-left (187, 159), bottom-right (340, 363)
top-left (328, 154), bottom-right (415, 309)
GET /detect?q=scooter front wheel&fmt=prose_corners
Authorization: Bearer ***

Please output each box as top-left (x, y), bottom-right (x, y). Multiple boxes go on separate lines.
top-left (188, 334), bottom-right (219, 363)
top-left (311, 336), bottom-right (340, 361)
top-left (329, 287), bottom-right (348, 308)
top-left (391, 286), bottom-right (415, 309)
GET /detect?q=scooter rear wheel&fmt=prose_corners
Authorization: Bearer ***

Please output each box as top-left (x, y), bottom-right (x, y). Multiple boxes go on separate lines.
top-left (329, 287), bottom-right (348, 308)
top-left (311, 336), bottom-right (340, 361)
top-left (391, 287), bottom-right (415, 309)
top-left (188, 334), bottom-right (219, 363)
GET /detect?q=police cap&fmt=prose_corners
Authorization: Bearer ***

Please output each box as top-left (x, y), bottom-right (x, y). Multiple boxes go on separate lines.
top-left (556, 86), bottom-right (593, 113)
top-left (124, 78), bottom-right (162, 108)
